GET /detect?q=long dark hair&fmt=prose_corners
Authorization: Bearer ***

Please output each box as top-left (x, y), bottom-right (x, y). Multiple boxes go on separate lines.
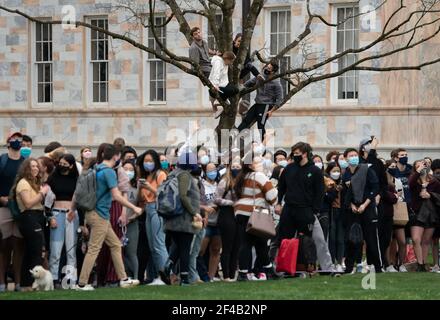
top-left (234, 159), bottom-right (254, 199)
top-left (13, 158), bottom-right (43, 194)
top-left (48, 153), bottom-right (79, 182)
top-left (137, 149), bottom-right (162, 179)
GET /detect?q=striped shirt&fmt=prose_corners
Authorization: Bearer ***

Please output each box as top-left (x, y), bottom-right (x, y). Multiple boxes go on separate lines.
top-left (234, 172), bottom-right (278, 217)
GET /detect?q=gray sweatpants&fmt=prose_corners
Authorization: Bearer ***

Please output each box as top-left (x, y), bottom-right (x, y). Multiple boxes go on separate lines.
top-left (189, 228), bottom-right (206, 283)
top-left (313, 216), bottom-right (335, 271)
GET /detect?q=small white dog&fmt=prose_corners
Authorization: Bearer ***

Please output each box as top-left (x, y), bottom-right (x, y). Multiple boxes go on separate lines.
top-left (30, 265), bottom-right (54, 291)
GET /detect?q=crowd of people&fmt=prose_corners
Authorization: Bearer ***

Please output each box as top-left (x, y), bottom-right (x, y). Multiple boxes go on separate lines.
top-left (1, 131), bottom-right (440, 292)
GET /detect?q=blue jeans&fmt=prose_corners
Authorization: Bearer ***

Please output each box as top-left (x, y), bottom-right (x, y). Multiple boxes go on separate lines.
top-left (189, 227), bottom-right (205, 284)
top-left (145, 203), bottom-right (168, 279)
top-left (49, 209), bottom-right (79, 281)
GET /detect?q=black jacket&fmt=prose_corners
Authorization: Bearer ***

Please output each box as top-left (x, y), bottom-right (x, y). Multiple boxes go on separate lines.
top-left (361, 149), bottom-right (388, 197)
top-left (278, 160), bottom-right (325, 214)
top-left (343, 165), bottom-right (380, 206)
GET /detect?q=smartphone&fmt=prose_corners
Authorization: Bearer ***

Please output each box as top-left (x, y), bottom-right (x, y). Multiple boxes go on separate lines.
top-left (138, 178), bottom-right (146, 184)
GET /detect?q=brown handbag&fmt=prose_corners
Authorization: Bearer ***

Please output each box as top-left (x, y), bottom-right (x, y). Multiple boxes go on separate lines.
top-left (393, 200), bottom-right (409, 226)
top-left (246, 173), bottom-right (276, 238)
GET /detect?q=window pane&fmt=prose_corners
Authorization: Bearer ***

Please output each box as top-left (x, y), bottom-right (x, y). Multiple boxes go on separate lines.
top-left (271, 12), bottom-right (277, 33)
top-left (38, 84), bottom-right (43, 102)
top-left (270, 34), bottom-right (277, 55)
top-left (43, 23), bottom-right (49, 41)
top-left (337, 30), bottom-right (344, 53)
top-left (43, 43), bottom-right (49, 61)
top-left (98, 41), bottom-right (105, 60)
top-left (345, 30), bottom-right (353, 49)
top-left (279, 11), bottom-right (286, 33)
top-left (100, 62), bottom-right (107, 82)
top-left (157, 62), bottom-right (164, 80)
top-left (44, 83), bottom-right (51, 102)
top-left (36, 42), bottom-right (42, 61)
top-left (100, 83), bottom-right (107, 102)
top-left (91, 41), bottom-right (97, 60)
top-left (44, 63), bottom-right (51, 82)
top-left (36, 23), bottom-right (42, 41)
top-left (354, 30), bottom-right (359, 49)
top-left (93, 62), bottom-right (99, 82)
top-left (150, 80), bottom-right (156, 101)
top-left (38, 64), bottom-right (43, 82)
top-left (93, 83), bottom-right (99, 102)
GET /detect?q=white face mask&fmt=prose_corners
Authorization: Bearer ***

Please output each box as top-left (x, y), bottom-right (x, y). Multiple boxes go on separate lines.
top-left (330, 172), bottom-right (341, 180)
top-left (278, 160), bottom-right (288, 168)
top-left (364, 144), bottom-right (371, 153)
top-left (315, 162), bottom-right (323, 170)
top-left (253, 144), bottom-right (265, 155)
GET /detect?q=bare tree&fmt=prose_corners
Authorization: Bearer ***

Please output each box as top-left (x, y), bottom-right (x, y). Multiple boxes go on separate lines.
top-left (1, 0), bottom-right (440, 138)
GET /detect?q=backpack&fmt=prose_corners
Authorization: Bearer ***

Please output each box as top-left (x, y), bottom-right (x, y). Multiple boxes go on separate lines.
top-left (296, 233), bottom-right (317, 272)
top-left (74, 165), bottom-right (111, 212)
top-left (7, 185), bottom-right (21, 220)
top-left (156, 171), bottom-right (185, 219)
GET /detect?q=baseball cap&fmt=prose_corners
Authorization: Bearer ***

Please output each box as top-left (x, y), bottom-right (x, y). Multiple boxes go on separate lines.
top-left (6, 131), bottom-right (23, 143)
top-left (359, 137), bottom-right (372, 150)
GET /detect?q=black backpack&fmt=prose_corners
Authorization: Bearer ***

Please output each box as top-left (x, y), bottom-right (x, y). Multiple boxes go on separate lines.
top-left (296, 233), bottom-right (317, 272)
top-left (348, 222), bottom-right (363, 246)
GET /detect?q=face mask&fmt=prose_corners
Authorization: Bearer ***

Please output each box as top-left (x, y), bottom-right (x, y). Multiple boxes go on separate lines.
top-left (20, 147), bottom-right (32, 158)
top-left (254, 145), bottom-right (265, 155)
top-left (398, 156), bottom-right (408, 165)
top-left (434, 173), bottom-right (440, 180)
top-left (338, 159), bottom-right (349, 169)
top-left (58, 165), bottom-right (70, 175)
top-left (263, 159), bottom-right (273, 168)
top-left (264, 69), bottom-right (271, 75)
top-left (293, 155), bottom-right (303, 164)
top-left (206, 170), bottom-right (218, 181)
top-left (200, 155), bottom-right (210, 165)
top-left (231, 169), bottom-right (240, 178)
top-left (278, 160), bottom-right (288, 168)
top-left (219, 168), bottom-right (226, 177)
top-left (348, 156), bottom-right (359, 167)
top-left (9, 140), bottom-right (21, 151)
top-left (330, 172), bottom-right (341, 180)
top-left (161, 160), bottom-right (169, 170)
top-left (192, 166), bottom-right (202, 177)
top-left (363, 144), bottom-right (371, 153)
top-left (315, 162), bottom-right (323, 170)
top-left (125, 170), bottom-right (135, 181)
top-left (143, 162), bottom-right (155, 172)
top-left (114, 159), bottom-right (121, 168)
top-left (83, 151), bottom-right (92, 159)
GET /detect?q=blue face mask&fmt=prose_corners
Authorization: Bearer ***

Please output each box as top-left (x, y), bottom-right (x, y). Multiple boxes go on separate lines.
top-left (161, 160), bottom-right (169, 170)
top-left (206, 170), bottom-right (217, 181)
top-left (348, 156), bottom-right (359, 167)
top-left (231, 169), bottom-right (241, 178)
top-left (200, 155), bottom-right (210, 165)
top-left (278, 160), bottom-right (288, 168)
top-left (20, 147), bottom-right (32, 158)
top-left (125, 170), bottom-right (135, 181)
top-left (338, 159), bottom-right (349, 169)
top-left (143, 162), bottom-right (155, 172)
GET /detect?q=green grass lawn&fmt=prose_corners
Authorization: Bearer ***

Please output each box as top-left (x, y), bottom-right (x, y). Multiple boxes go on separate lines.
top-left (1, 273), bottom-right (440, 300)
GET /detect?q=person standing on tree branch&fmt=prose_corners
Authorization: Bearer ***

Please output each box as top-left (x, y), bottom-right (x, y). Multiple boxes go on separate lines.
top-left (237, 63), bottom-right (283, 141)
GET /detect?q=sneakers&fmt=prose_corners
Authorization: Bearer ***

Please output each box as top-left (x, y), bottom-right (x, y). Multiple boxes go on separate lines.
top-left (255, 273), bottom-right (267, 281)
top-left (75, 284), bottom-right (95, 291)
top-left (120, 278), bottom-right (140, 288)
top-left (213, 105), bottom-right (224, 119)
top-left (430, 265), bottom-right (440, 273)
top-left (399, 265), bottom-right (408, 272)
top-left (386, 265), bottom-right (398, 273)
top-left (237, 272), bottom-right (249, 282)
top-left (222, 278), bottom-right (236, 283)
top-left (210, 277), bottom-right (221, 282)
top-left (147, 277), bottom-right (166, 286)
top-left (356, 263), bottom-right (363, 273)
top-left (335, 264), bottom-right (344, 273)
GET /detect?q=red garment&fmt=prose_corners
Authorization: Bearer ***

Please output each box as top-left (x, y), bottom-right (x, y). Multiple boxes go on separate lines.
top-left (96, 201), bottom-right (123, 285)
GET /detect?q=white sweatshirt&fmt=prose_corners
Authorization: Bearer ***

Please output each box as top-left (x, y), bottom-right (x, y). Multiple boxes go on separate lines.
top-left (209, 55), bottom-right (229, 88)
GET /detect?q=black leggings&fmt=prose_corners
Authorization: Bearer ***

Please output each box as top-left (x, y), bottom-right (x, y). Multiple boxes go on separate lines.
top-left (168, 231), bottom-right (194, 275)
top-left (240, 63), bottom-right (260, 79)
top-left (218, 206), bottom-right (240, 279)
top-left (236, 215), bottom-right (270, 273)
top-left (237, 103), bottom-right (273, 141)
top-left (209, 83), bottom-right (239, 101)
top-left (17, 210), bottom-right (45, 287)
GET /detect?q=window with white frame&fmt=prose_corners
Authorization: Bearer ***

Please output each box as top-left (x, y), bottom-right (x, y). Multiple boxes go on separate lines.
top-left (335, 5), bottom-right (359, 100)
top-left (268, 9), bottom-right (291, 96)
top-left (147, 16), bottom-right (166, 102)
top-left (35, 22), bottom-right (53, 103)
top-left (90, 18), bottom-right (108, 103)
top-left (207, 14), bottom-right (223, 51)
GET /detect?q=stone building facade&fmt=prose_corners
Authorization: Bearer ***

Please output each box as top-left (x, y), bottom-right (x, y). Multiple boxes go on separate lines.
top-left (0, 0), bottom-right (439, 159)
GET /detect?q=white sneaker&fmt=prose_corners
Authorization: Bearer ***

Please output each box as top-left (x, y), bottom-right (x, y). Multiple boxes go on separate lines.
top-left (335, 264), bottom-right (344, 273)
top-left (386, 265), bottom-right (398, 273)
top-left (431, 265), bottom-right (440, 273)
top-left (211, 277), bottom-right (221, 282)
top-left (147, 277), bottom-right (166, 286)
top-left (213, 106), bottom-right (224, 119)
top-left (120, 278), bottom-right (140, 288)
top-left (341, 262), bottom-right (346, 270)
top-left (256, 273), bottom-right (267, 281)
top-left (361, 264), bottom-right (370, 274)
top-left (75, 284), bottom-right (95, 291)
top-left (248, 273), bottom-right (259, 281)
top-left (399, 265), bottom-right (408, 272)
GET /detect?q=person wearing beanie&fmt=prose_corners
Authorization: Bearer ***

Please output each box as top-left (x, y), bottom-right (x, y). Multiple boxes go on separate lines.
top-left (161, 150), bottom-right (203, 286)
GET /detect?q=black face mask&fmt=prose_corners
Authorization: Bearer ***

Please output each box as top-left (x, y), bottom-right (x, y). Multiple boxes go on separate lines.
top-left (9, 140), bottom-right (21, 151)
top-left (58, 166), bottom-right (70, 175)
top-left (264, 69), bottom-right (271, 75)
top-left (434, 173), bottom-right (440, 180)
top-left (114, 159), bottom-right (121, 168)
top-left (293, 155), bottom-right (303, 164)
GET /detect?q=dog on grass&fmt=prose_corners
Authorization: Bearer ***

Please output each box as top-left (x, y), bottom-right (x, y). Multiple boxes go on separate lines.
top-left (30, 265), bottom-right (54, 291)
